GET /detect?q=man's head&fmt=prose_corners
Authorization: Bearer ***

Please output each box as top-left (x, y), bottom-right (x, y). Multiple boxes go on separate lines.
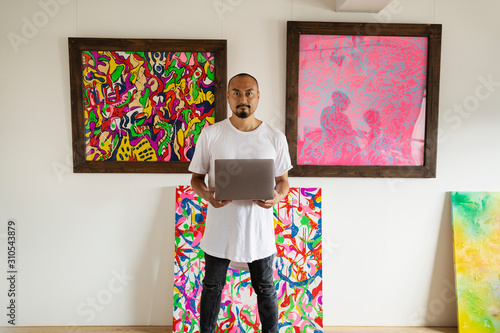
top-left (227, 73), bottom-right (260, 119)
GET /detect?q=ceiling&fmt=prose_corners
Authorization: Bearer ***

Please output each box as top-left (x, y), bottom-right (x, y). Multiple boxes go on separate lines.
top-left (335, 0), bottom-right (394, 13)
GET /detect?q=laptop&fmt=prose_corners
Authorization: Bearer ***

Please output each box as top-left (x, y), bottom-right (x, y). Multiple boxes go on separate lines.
top-left (214, 159), bottom-right (275, 201)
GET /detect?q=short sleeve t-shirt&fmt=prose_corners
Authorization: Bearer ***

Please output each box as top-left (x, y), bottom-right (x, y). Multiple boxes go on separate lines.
top-left (188, 118), bottom-right (292, 262)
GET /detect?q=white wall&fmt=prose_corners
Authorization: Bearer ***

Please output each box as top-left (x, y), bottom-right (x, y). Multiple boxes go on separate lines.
top-left (1, 0), bottom-right (499, 327)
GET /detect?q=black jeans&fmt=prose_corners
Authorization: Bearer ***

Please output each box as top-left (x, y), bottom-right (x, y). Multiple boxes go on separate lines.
top-left (199, 253), bottom-right (279, 333)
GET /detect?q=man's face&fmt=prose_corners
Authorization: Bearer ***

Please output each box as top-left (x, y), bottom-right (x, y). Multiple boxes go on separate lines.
top-left (226, 76), bottom-right (260, 119)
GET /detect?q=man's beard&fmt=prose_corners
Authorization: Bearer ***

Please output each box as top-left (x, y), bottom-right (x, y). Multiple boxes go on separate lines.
top-left (232, 104), bottom-right (253, 119)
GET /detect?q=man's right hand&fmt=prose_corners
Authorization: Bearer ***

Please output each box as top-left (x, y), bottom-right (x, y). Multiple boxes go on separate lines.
top-left (207, 188), bottom-right (232, 208)
top-left (191, 173), bottom-right (232, 208)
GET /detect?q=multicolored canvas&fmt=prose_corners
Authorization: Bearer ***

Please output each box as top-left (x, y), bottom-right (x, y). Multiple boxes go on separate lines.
top-left (297, 35), bottom-right (428, 166)
top-left (451, 192), bottom-right (500, 333)
top-left (173, 186), bottom-right (323, 332)
top-left (82, 51), bottom-right (215, 162)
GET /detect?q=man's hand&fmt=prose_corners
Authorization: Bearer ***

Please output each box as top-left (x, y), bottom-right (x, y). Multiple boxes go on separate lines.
top-left (253, 172), bottom-right (290, 209)
top-left (191, 173), bottom-right (232, 208)
top-left (253, 190), bottom-right (280, 209)
top-left (207, 188), bottom-right (232, 208)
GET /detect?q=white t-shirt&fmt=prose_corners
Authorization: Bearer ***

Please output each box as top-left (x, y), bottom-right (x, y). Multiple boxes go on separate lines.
top-left (188, 118), bottom-right (292, 262)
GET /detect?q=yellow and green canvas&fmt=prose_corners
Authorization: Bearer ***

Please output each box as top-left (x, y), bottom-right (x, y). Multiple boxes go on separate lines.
top-left (451, 192), bottom-right (500, 333)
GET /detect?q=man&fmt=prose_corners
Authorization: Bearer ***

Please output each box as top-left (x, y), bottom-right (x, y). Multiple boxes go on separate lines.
top-left (189, 73), bottom-right (292, 333)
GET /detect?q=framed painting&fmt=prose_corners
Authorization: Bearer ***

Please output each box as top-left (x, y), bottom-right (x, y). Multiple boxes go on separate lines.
top-left (286, 21), bottom-right (442, 177)
top-left (68, 38), bottom-right (227, 173)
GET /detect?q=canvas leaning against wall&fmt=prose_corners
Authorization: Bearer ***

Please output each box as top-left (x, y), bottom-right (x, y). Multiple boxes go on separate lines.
top-left (173, 186), bottom-right (323, 333)
top-left (451, 191), bottom-right (500, 333)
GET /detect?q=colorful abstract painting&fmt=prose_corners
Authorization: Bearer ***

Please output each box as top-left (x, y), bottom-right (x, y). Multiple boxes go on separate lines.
top-left (82, 51), bottom-right (215, 162)
top-left (173, 186), bottom-right (322, 333)
top-left (451, 192), bottom-right (500, 333)
top-left (297, 35), bottom-right (428, 166)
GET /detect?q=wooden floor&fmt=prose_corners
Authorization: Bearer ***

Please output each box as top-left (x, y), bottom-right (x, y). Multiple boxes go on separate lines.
top-left (0, 326), bottom-right (458, 333)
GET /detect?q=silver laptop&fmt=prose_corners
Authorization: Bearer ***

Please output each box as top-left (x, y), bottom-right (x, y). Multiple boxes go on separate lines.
top-left (214, 159), bottom-right (275, 201)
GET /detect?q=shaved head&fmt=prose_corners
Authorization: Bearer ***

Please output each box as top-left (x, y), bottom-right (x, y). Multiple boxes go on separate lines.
top-left (228, 73), bottom-right (259, 91)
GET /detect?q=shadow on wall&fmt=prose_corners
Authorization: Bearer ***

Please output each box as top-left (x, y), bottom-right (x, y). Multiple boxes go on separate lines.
top-left (422, 193), bottom-right (457, 326)
top-left (134, 186), bottom-right (178, 325)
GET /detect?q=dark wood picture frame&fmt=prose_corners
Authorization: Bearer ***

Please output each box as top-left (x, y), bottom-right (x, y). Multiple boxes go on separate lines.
top-left (286, 21), bottom-right (442, 178)
top-left (69, 38), bottom-right (227, 173)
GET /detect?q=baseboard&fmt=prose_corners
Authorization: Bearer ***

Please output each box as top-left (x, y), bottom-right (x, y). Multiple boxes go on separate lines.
top-left (0, 325), bottom-right (458, 333)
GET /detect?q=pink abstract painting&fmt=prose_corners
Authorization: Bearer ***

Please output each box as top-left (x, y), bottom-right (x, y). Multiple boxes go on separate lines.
top-left (173, 186), bottom-right (322, 332)
top-left (297, 35), bottom-right (428, 166)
